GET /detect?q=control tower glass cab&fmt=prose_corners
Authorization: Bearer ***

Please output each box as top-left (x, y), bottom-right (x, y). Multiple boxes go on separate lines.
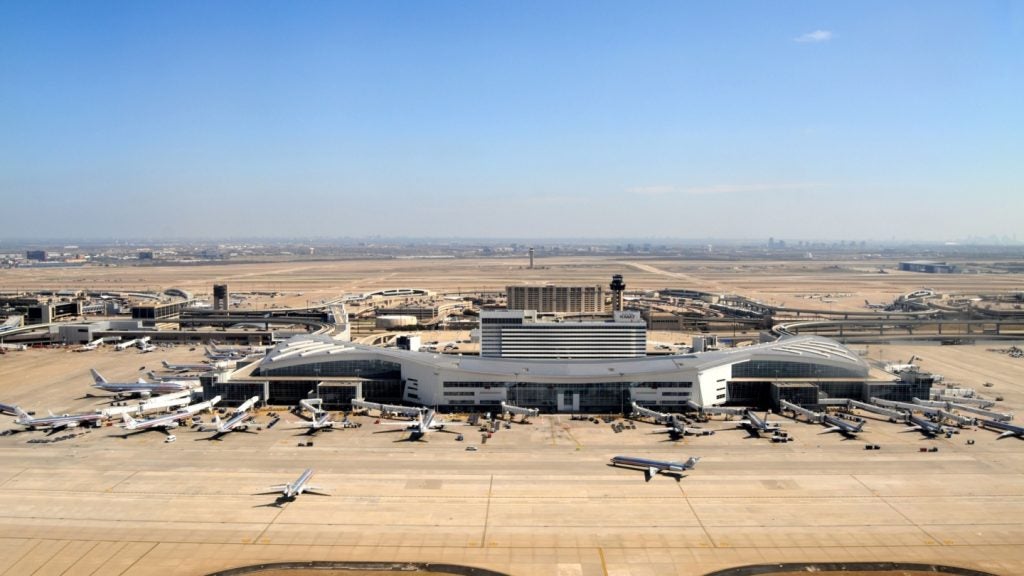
top-left (609, 274), bottom-right (626, 311)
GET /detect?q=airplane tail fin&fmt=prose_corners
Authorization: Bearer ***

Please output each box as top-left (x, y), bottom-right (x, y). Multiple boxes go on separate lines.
top-left (90, 369), bottom-right (107, 384)
top-left (14, 406), bottom-right (30, 421)
top-left (121, 413), bottom-right (137, 429)
top-left (686, 456), bottom-right (701, 469)
top-left (854, 420), bottom-right (865, 432)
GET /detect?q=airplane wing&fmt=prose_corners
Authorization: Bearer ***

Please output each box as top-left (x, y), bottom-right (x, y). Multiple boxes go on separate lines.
top-left (819, 426), bottom-right (841, 434)
top-left (998, 431), bottom-right (1018, 439)
top-left (304, 486), bottom-right (330, 496)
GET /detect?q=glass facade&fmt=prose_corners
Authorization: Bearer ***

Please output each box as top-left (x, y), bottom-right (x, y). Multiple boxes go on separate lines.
top-left (732, 360), bottom-right (865, 379)
top-left (259, 359), bottom-right (401, 380)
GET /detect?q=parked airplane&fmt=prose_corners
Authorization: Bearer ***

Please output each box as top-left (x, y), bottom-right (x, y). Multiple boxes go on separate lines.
top-left (13, 407), bottom-right (105, 432)
top-left (819, 414), bottom-right (866, 437)
top-left (903, 414), bottom-right (951, 437)
top-left (139, 343), bottom-right (156, 353)
top-left (864, 299), bottom-right (888, 310)
top-left (979, 419), bottom-right (1024, 439)
top-left (90, 369), bottom-right (195, 398)
top-left (161, 359), bottom-right (228, 373)
top-left (379, 408), bottom-right (460, 441)
top-left (292, 411), bottom-right (337, 434)
top-left (200, 395), bottom-right (260, 439)
top-left (733, 410), bottom-right (782, 437)
top-left (204, 346), bottom-right (244, 360)
top-left (885, 356), bottom-right (920, 374)
top-left (609, 455), bottom-right (701, 482)
top-left (258, 469), bottom-right (327, 505)
top-left (119, 396), bottom-right (221, 434)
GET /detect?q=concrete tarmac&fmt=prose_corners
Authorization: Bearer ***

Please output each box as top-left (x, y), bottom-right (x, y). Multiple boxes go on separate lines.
top-left (1, 347), bottom-right (1023, 575)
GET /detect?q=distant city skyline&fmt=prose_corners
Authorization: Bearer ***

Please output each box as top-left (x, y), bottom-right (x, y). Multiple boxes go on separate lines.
top-left (2, 1), bottom-right (1021, 241)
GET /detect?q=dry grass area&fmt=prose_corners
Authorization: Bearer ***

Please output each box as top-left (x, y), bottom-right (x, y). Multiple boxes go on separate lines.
top-left (3, 256), bottom-right (1021, 312)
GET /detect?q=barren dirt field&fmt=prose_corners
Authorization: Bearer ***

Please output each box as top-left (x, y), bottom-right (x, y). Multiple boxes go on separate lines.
top-left (3, 256), bottom-right (1021, 311)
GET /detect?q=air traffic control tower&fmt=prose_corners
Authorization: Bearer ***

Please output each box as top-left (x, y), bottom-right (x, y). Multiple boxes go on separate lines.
top-left (609, 274), bottom-right (626, 312)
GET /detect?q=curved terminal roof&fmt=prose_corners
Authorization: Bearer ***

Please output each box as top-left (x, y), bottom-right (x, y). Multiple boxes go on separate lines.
top-left (258, 334), bottom-right (869, 380)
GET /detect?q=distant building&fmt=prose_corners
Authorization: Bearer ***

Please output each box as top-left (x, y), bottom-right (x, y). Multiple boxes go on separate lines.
top-left (480, 309), bottom-right (646, 359)
top-left (506, 285), bottom-right (605, 313)
top-left (25, 250), bottom-right (47, 261)
top-left (898, 261), bottom-right (957, 273)
top-left (138, 251), bottom-right (154, 260)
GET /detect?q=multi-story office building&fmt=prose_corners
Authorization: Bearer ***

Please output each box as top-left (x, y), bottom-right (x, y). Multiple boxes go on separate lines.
top-left (480, 309), bottom-right (646, 359)
top-left (506, 285), bottom-right (605, 314)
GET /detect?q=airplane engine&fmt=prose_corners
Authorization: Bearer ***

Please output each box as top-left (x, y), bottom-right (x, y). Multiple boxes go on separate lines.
top-left (167, 422), bottom-right (179, 429)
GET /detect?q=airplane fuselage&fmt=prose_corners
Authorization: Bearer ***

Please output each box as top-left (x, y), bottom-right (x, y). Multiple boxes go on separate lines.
top-left (979, 419), bottom-right (1024, 439)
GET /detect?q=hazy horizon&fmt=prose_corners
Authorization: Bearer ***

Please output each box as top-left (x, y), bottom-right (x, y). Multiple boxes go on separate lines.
top-left (2, 1), bottom-right (1021, 241)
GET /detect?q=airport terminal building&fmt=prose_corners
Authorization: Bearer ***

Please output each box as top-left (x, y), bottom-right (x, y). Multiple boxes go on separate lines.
top-left (213, 334), bottom-right (901, 413)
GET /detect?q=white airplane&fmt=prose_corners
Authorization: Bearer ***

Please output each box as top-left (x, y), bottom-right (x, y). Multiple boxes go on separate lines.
top-left (732, 410), bottom-right (783, 437)
top-left (885, 356), bottom-right (920, 374)
top-left (258, 469), bottom-right (328, 505)
top-left (12, 407), bottom-right (105, 432)
top-left (979, 419), bottom-right (1024, 439)
top-left (119, 396), bottom-right (221, 434)
top-left (161, 359), bottom-right (229, 373)
top-left (139, 343), bottom-right (156, 353)
top-left (204, 346), bottom-right (244, 360)
top-left (90, 369), bottom-right (195, 398)
top-left (291, 412), bottom-right (337, 434)
top-left (200, 396), bottom-right (260, 439)
top-left (609, 455), bottom-right (701, 482)
top-left (377, 408), bottom-right (462, 441)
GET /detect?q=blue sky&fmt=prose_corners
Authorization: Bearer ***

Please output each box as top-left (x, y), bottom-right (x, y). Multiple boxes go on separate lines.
top-left (1, 1), bottom-right (1020, 241)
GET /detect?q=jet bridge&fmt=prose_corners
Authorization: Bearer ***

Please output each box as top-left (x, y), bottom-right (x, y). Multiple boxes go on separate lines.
top-left (351, 399), bottom-right (423, 418)
top-left (501, 401), bottom-right (539, 422)
top-left (698, 405), bottom-right (747, 417)
top-left (913, 397), bottom-right (1012, 422)
top-left (778, 400), bottom-right (824, 423)
top-left (937, 408), bottom-right (974, 427)
top-left (631, 402), bottom-right (672, 423)
top-left (871, 397), bottom-right (941, 416)
top-left (846, 399), bottom-right (906, 422)
top-left (299, 398), bottom-right (324, 416)
top-left (936, 395), bottom-right (995, 409)
top-left (949, 402), bottom-right (1013, 422)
